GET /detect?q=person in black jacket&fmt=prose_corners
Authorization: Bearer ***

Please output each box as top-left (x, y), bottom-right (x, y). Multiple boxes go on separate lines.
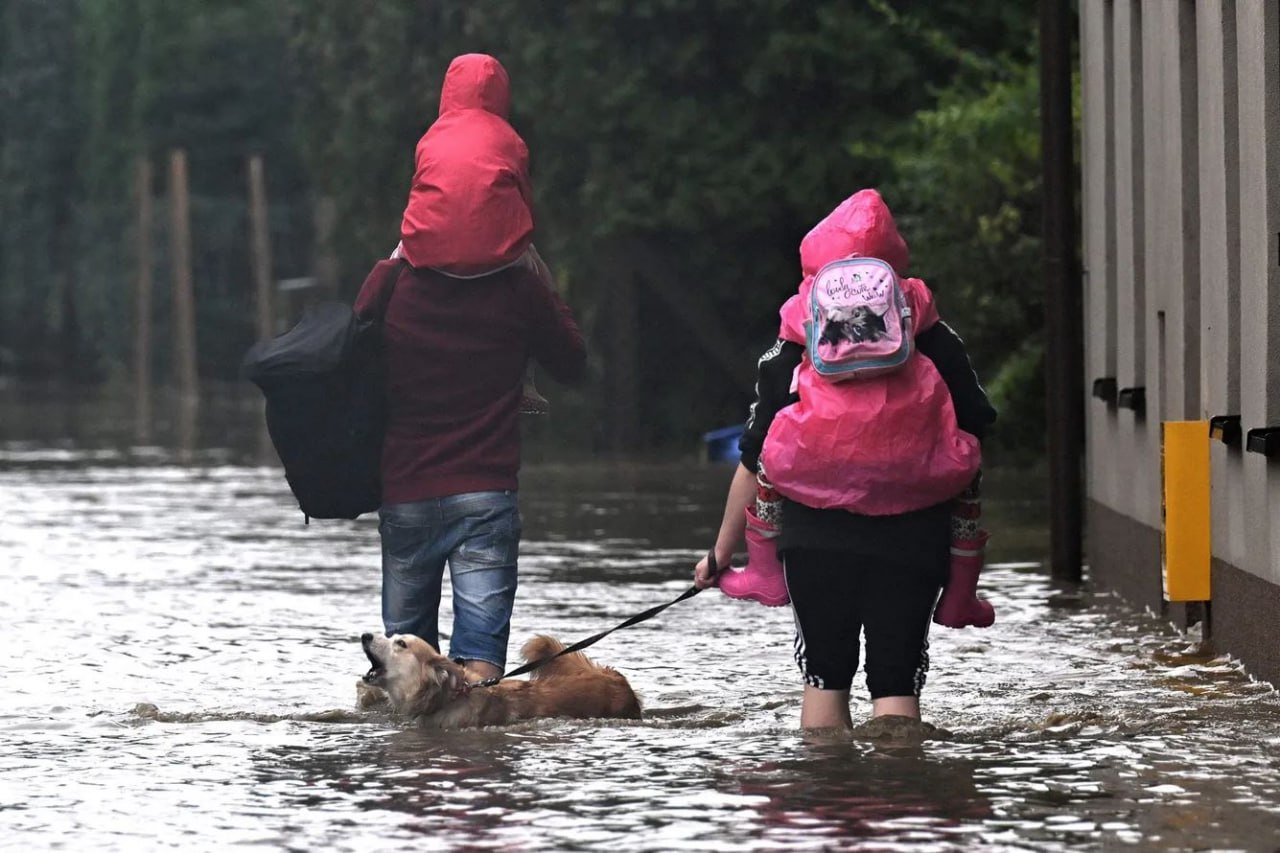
top-left (694, 191), bottom-right (995, 730)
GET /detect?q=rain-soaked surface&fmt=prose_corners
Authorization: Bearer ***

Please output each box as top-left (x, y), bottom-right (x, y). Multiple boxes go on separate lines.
top-left (2, 384), bottom-right (1280, 851)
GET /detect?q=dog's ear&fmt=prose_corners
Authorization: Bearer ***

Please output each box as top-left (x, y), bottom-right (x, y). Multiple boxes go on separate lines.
top-left (428, 659), bottom-right (462, 690)
top-left (406, 659), bottom-right (464, 717)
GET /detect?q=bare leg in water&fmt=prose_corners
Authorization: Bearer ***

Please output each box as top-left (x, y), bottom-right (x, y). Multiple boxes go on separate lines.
top-left (800, 689), bottom-right (918, 729)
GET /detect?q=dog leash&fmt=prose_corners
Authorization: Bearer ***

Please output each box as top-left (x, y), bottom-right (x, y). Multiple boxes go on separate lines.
top-left (469, 553), bottom-right (719, 689)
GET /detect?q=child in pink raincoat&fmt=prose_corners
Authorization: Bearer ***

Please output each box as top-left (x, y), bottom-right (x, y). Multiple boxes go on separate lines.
top-left (695, 189), bottom-right (995, 728)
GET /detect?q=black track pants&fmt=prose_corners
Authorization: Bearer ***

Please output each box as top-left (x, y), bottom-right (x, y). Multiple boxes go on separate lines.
top-left (784, 548), bottom-right (946, 698)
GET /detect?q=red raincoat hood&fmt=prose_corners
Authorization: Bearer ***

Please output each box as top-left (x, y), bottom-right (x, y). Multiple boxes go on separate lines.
top-left (798, 189), bottom-right (910, 277)
top-left (438, 53), bottom-right (511, 117)
top-left (399, 54), bottom-right (534, 276)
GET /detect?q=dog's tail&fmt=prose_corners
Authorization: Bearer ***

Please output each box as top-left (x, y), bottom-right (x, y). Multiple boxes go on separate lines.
top-left (520, 635), bottom-right (596, 679)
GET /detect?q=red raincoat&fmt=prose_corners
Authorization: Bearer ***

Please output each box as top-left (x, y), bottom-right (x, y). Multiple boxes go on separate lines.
top-left (399, 54), bottom-right (535, 276)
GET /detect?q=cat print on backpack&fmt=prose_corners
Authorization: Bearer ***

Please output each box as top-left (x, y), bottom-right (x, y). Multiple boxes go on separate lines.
top-left (817, 304), bottom-right (889, 346)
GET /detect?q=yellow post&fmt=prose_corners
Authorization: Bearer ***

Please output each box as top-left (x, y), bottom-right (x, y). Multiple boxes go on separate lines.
top-left (1161, 420), bottom-right (1211, 601)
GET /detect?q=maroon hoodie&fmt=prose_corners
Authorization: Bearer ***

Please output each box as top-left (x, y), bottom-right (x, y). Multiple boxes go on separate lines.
top-left (354, 259), bottom-right (586, 504)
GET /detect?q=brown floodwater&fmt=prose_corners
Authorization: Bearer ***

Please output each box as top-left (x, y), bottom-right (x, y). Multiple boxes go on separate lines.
top-left (1, 383), bottom-right (1278, 851)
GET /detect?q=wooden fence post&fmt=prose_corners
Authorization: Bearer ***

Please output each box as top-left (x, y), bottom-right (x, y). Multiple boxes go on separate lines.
top-left (248, 154), bottom-right (274, 340)
top-left (168, 148), bottom-right (199, 405)
top-left (134, 156), bottom-right (154, 442)
top-left (248, 153), bottom-right (278, 463)
top-left (168, 149), bottom-right (199, 457)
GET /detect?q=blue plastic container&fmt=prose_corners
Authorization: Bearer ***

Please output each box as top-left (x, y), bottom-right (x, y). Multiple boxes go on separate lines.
top-left (702, 424), bottom-right (745, 464)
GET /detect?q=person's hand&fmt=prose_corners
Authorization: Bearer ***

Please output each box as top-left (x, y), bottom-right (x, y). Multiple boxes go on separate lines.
top-left (693, 544), bottom-right (732, 589)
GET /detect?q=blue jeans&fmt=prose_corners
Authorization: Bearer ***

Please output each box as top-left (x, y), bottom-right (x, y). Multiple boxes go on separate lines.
top-left (379, 491), bottom-right (521, 668)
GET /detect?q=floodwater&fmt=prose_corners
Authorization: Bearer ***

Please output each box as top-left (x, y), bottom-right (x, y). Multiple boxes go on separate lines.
top-left (2, 385), bottom-right (1280, 851)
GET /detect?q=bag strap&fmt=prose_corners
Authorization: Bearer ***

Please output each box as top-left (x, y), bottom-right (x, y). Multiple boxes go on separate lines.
top-left (373, 259), bottom-right (407, 321)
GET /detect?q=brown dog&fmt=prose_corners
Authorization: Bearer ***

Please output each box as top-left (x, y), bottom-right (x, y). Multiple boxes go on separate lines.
top-left (360, 632), bottom-right (641, 728)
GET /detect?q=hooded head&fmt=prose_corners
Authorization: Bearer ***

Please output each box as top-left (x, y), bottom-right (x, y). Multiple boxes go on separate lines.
top-left (438, 53), bottom-right (512, 118)
top-left (399, 54), bottom-right (534, 276)
top-left (778, 190), bottom-right (926, 344)
top-left (798, 189), bottom-right (910, 277)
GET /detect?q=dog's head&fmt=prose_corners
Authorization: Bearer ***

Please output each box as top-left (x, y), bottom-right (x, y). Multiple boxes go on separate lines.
top-left (361, 632), bottom-right (468, 716)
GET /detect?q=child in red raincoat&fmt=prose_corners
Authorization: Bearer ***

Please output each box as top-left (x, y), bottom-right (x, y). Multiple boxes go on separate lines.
top-left (395, 53), bottom-right (559, 413)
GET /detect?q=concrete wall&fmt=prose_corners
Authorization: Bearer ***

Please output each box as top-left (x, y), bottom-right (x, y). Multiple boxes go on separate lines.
top-left (1079, 0), bottom-right (1280, 685)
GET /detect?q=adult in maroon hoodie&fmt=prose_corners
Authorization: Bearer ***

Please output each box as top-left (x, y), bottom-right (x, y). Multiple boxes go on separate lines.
top-left (355, 54), bottom-right (586, 681)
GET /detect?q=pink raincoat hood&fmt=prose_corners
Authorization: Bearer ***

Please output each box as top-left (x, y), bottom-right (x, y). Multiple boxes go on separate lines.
top-left (780, 190), bottom-right (934, 343)
top-left (799, 189), bottom-right (909, 278)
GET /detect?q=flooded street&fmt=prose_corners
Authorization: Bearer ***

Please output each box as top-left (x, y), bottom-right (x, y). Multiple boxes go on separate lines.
top-left (2, 388), bottom-right (1280, 850)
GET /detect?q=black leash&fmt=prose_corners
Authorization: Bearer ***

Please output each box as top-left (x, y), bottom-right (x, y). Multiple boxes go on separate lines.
top-left (469, 553), bottom-right (718, 689)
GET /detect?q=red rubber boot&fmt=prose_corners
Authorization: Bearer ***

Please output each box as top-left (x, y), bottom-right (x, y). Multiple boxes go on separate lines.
top-left (718, 504), bottom-right (790, 607)
top-left (933, 530), bottom-right (995, 628)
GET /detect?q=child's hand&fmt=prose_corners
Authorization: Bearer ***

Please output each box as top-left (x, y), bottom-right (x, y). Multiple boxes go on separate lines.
top-left (693, 546), bottom-right (731, 589)
top-left (693, 553), bottom-right (718, 589)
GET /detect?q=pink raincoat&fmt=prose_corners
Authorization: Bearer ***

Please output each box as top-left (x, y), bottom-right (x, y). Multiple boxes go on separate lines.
top-left (759, 190), bottom-right (981, 516)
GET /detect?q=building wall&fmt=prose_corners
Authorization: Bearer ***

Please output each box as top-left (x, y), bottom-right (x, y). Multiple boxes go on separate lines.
top-left (1080, 0), bottom-right (1280, 685)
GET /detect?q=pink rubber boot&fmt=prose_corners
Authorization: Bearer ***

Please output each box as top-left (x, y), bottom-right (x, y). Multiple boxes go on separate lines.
top-left (933, 530), bottom-right (995, 628)
top-left (718, 504), bottom-right (790, 607)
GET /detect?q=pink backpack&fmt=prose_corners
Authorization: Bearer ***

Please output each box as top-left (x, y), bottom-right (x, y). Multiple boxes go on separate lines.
top-left (807, 257), bottom-right (912, 381)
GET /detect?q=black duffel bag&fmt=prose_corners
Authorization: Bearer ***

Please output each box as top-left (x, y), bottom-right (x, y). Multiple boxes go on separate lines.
top-left (241, 263), bottom-right (401, 522)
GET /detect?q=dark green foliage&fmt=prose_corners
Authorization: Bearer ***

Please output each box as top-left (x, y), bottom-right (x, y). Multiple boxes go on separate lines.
top-left (865, 60), bottom-right (1044, 371)
top-left (0, 0), bottom-right (84, 376)
top-left (0, 0), bottom-right (1056, 458)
